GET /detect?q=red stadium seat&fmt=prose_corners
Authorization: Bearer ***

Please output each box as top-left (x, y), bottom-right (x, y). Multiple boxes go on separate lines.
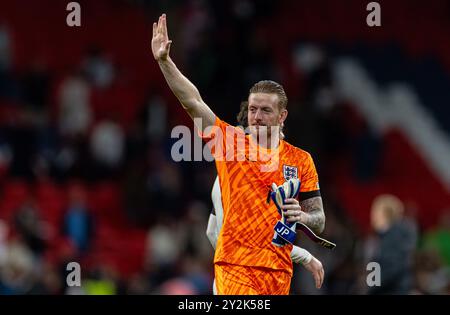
top-left (0, 179), bottom-right (31, 221)
top-left (35, 180), bottom-right (67, 228)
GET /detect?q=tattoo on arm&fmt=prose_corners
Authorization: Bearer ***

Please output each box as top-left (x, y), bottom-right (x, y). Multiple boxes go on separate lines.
top-left (299, 196), bottom-right (325, 234)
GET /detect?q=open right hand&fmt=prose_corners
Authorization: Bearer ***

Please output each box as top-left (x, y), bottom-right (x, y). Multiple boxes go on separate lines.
top-left (152, 14), bottom-right (172, 61)
top-left (303, 256), bottom-right (324, 289)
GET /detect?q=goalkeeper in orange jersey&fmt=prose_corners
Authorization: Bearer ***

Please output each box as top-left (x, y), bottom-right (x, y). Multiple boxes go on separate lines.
top-left (152, 14), bottom-right (326, 294)
top-left (206, 103), bottom-right (324, 293)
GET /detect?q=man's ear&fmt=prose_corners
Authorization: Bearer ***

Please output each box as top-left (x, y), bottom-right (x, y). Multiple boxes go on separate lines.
top-left (279, 109), bottom-right (288, 125)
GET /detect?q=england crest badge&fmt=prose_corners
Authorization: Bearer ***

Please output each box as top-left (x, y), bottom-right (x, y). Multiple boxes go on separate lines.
top-left (283, 165), bottom-right (298, 181)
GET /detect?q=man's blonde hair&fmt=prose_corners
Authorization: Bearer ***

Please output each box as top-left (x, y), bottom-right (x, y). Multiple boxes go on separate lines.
top-left (249, 80), bottom-right (288, 110)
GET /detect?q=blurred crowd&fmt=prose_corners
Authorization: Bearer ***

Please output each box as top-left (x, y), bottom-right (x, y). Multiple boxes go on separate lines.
top-left (0, 0), bottom-right (449, 294)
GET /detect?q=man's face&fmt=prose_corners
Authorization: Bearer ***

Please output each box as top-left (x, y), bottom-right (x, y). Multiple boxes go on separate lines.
top-left (370, 204), bottom-right (388, 232)
top-left (247, 93), bottom-right (287, 137)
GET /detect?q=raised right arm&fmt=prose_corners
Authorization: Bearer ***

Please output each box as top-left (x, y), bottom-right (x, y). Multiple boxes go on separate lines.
top-left (152, 14), bottom-right (215, 129)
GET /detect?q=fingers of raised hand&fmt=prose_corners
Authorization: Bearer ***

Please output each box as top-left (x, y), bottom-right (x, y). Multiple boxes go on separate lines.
top-left (152, 22), bottom-right (157, 38)
top-left (162, 14), bottom-right (168, 38)
top-left (158, 15), bottom-right (162, 33)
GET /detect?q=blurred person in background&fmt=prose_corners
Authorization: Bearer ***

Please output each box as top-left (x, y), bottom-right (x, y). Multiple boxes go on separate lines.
top-left (422, 211), bottom-right (450, 268)
top-left (366, 194), bottom-right (418, 294)
top-left (413, 248), bottom-right (450, 294)
top-left (82, 47), bottom-right (115, 90)
top-left (0, 237), bottom-right (35, 294)
top-left (151, 201), bottom-right (224, 296)
top-left (0, 219), bottom-right (8, 267)
top-left (83, 265), bottom-right (118, 295)
top-left (89, 119), bottom-right (125, 179)
top-left (63, 184), bottom-right (95, 255)
top-left (58, 71), bottom-right (92, 138)
top-left (144, 214), bottom-right (184, 290)
top-left (414, 211), bottom-right (450, 294)
top-left (14, 200), bottom-right (49, 257)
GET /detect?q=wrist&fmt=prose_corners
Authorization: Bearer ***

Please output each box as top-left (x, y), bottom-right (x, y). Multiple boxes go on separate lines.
top-left (300, 211), bottom-right (310, 225)
top-left (291, 246), bottom-right (312, 265)
top-left (157, 56), bottom-right (171, 65)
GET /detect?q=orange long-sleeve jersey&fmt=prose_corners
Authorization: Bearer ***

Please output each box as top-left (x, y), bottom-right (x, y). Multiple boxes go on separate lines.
top-left (201, 117), bottom-right (320, 276)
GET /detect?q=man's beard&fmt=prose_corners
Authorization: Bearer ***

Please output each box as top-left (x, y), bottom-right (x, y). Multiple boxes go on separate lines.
top-left (248, 124), bottom-right (279, 134)
top-left (246, 125), bottom-right (281, 148)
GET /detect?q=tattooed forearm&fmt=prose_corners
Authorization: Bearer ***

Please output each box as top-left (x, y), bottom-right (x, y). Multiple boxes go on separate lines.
top-left (299, 196), bottom-right (325, 234)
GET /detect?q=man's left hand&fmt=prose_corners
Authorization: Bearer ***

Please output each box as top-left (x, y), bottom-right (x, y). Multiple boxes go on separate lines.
top-left (281, 198), bottom-right (308, 224)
